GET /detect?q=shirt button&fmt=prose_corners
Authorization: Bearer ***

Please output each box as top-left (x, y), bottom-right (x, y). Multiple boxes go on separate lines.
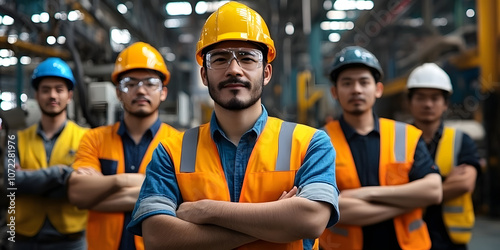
top-left (131, 165), bottom-right (136, 170)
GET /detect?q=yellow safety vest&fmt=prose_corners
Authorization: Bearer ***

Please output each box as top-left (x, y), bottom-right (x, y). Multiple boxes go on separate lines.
top-left (73, 122), bottom-right (179, 250)
top-left (161, 117), bottom-right (318, 250)
top-left (320, 118), bottom-right (431, 250)
top-left (435, 126), bottom-right (474, 244)
top-left (17, 121), bottom-right (88, 236)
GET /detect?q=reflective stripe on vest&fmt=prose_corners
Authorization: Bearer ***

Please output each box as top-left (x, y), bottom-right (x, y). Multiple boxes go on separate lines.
top-left (436, 127), bottom-right (474, 244)
top-left (394, 121), bottom-right (407, 162)
top-left (180, 121), bottom-right (297, 172)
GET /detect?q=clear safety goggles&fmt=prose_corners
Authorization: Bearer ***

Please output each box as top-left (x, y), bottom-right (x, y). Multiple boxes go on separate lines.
top-left (118, 77), bottom-right (163, 93)
top-left (206, 48), bottom-right (263, 70)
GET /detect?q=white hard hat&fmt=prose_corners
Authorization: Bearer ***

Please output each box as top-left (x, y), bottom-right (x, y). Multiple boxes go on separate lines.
top-left (407, 63), bottom-right (453, 94)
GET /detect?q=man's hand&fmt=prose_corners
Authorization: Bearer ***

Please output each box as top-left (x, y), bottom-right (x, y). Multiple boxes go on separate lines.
top-left (278, 186), bottom-right (298, 200)
top-left (74, 167), bottom-right (102, 176)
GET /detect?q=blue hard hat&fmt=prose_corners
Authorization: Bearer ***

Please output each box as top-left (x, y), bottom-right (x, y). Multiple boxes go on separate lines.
top-left (32, 57), bottom-right (76, 90)
top-left (329, 46), bottom-right (383, 84)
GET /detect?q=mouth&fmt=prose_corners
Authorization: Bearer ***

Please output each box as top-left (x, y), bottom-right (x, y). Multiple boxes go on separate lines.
top-left (348, 98), bottom-right (365, 104)
top-left (132, 98), bottom-right (151, 105)
top-left (222, 83), bottom-right (246, 88)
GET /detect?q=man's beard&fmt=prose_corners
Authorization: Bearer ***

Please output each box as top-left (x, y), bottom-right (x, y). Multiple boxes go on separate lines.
top-left (207, 74), bottom-right (263, 111)
top-left (40, 105), bottom-right (66, 117)
top-left (123, 105), bottom-right (158, 118)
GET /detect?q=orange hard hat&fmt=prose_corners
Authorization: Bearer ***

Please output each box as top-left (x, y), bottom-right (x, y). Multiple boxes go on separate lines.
top-left (195, 1), bottom-right (276, 65)
top-left (111, 42), bottom-right (171, 85)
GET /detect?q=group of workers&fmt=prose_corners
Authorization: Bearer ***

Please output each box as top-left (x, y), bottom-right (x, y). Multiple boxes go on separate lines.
top-left (8, 1), bottom-right (480, 250)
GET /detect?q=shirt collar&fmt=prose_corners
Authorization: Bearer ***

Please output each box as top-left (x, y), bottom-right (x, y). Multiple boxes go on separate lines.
top-left (339, 113), bottom-right (379, 139)
top-left (37, 120), bottom-right (67, 141)
top-left (117, 118), bottom-right (162, 137)
top-left (210, 104), bottom-right (268, 141)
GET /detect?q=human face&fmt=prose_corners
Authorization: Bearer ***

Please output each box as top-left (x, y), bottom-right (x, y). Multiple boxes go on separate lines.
top-left (331, 67), bottom-right (383, 116)
top-left (116, 70), bottom-right (167, 118)
top-left (35, 77), bottom-right (72, 118)
top-left (409, 88), bottom-right (448, 124)
top-left (201, 41), bottom-right (272, 111)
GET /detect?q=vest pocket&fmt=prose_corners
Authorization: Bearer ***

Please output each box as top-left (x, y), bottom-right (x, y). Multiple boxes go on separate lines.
top-left (99, 158), bottom-right (118, 175)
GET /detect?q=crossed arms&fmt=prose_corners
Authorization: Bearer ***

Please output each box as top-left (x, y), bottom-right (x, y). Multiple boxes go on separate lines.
top-left (336, 173), bottom-right (442, 226)
top-left (142, 187), bottom-right (332, 250)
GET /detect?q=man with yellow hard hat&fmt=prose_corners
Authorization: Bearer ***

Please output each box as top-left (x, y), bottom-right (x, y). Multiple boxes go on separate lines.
top-left (68, 42), bottom-right (179, 250)
top-left (127, 2), bottom-right (339, 249)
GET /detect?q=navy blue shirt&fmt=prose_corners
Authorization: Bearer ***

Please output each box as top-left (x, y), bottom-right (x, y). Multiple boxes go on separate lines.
top-left (338, 115), bottom-right (438, 250)
top-left (117, 119), bottom-right (161, 250)
top-left (422, 122), bottom-right (480, 250)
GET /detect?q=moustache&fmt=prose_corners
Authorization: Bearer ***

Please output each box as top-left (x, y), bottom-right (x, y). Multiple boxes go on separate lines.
top-left (132, 97), bottom-right (151, 104)
top-left (218, 77), bottom-right (251, 90)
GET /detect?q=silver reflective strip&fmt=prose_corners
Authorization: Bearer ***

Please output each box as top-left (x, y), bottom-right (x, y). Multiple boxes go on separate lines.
top-left (408, 219), bottom-right (423, 232)
top-left (394, 122), bottom-right (407, 162)
top-left (453, 130), bottom-right (463, 167)
top-left (276, 122), bottom-right (296, 171)
top-left (443, 205), bottom-right (464, 213)
top-left (328, 226), bottom-right (349, 236)
top-left (180, 127), bottom-right (199, 173)
top-left (448, 226), bottom-right (472, 233)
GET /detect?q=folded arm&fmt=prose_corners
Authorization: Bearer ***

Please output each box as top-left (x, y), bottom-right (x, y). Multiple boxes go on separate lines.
top-left (442, 164), bottom-right (477, 201)
top-left (177, 196), bottom-right (331, 242)
top-left (143, 214), bottom-right (256, 250)
top-left (91, 186), bottom-right (142, 212)
top-left (68, 168), bottom-right (144, 209)
top-left (14, 165), bottom-right (72, 197)
top-left (341, 173), bottom-right (442, 208)
top-left (336, 196), bottom-right (412, 226)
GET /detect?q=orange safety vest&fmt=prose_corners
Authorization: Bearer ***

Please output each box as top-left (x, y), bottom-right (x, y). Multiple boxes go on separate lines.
top-left (161, 117), bottom-right (318, 250)
top-left (320, 118), bottom-right (431, 250)
top-left (17, 121), bottom-right (88, 236)
top-left (73, 122), bottom-right (178, 250)
top-left (435, 127), bottom-right (474, 244)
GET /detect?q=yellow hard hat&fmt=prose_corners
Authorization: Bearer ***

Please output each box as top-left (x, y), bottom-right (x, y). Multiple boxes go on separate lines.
top-left (111, 42), bottom-right (171, 85)
top-left (195, 1), bottom-right (276, 65)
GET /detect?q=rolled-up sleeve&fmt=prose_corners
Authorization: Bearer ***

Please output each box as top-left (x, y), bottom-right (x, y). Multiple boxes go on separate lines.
top-left (295, 130), bottom-right (339, 227)
top-left (127, 143), bottom-right (182, 236)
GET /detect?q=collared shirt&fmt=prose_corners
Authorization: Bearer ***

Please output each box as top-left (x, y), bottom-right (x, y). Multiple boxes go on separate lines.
top-left (37, 121), bottom-right (67, 162)
top-left (128, 106), bottom-right (340, 250)
top-left (338, 114), bottom-right (438, 250)
top-left (117, 118), bottom-right (162, 250)
top-left (422, 122), bottom-right (480, 250)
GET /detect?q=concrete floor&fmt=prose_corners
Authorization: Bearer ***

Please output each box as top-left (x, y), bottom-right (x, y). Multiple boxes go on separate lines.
top-left (469, 215), bottom-right (500, 250)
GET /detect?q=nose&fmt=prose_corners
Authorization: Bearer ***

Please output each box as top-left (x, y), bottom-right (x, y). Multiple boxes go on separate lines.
top-left (135, 81), bottom-right (147, 94)
top-left (352, 82), bottom-right (363, 93)
top-left (225, 57), bottom-right (244, 76)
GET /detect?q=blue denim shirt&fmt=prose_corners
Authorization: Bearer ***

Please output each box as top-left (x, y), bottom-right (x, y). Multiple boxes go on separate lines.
top-left (128, 106), bottom-right (339, 249)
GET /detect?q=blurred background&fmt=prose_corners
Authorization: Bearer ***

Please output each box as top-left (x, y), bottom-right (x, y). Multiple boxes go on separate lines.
top-left (0, 0), bottom-right (499, 248)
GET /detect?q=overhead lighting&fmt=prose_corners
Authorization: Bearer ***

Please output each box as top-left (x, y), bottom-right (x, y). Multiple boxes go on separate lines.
top-left (7, 34), bottom-right (17, 44)
top-left (47, 36), bottom-right (56, 45)
top-left (334, 0), bottom-right (374, 11)
top-left (20, 56), bottom-right (31, 65)
top-left (0, 49), bottom-right (13, 57)
top-left (285, 22), bottom-right (294, 35)
top-left (2, 15), bottom-right (14, 25)
top-left (466, 9), bottom-right (475, 18)
top-left (110, 28), bottom-right (131, 44)
top-left (31, 14), bottom-right (40, 23)
top-left (164, 19), bottom-right (182, 28)
top-left (117, 4), bottom-right (128, 14)
top-left (20, 93), bottom-right (28, 102)
top-left (166, 2), bottom-right (192, 16)
top-left (40, 12), bottom-right (50, 23)
top-left (57, 36), bottom-right (66, 44)
top-left (68, 10), bottom-right (84, 21)
top-left (328, 33), bottom-right (341, 42)
top-left (195, 1), bottom-right (229, 14)
top-left (327, 10), bottom-right (347, 19)
top-left (323, 0), bottom-right (333, 10)
top-left (320, 21), bottom-right (354, 30)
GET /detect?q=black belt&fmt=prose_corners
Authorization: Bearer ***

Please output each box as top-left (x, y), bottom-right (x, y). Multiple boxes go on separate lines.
top-left (17, 231), bottom-right (85, 243)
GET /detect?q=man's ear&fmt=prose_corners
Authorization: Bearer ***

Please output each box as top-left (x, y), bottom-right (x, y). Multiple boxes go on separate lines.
top-left (375, 82), bottom-right (384, 98)
top-left (263, 64), bottom-right (272, 86)
top-left (330, 85), bottom-right (338, 99)
top-left (200, 67), bottom-right (208, 86)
